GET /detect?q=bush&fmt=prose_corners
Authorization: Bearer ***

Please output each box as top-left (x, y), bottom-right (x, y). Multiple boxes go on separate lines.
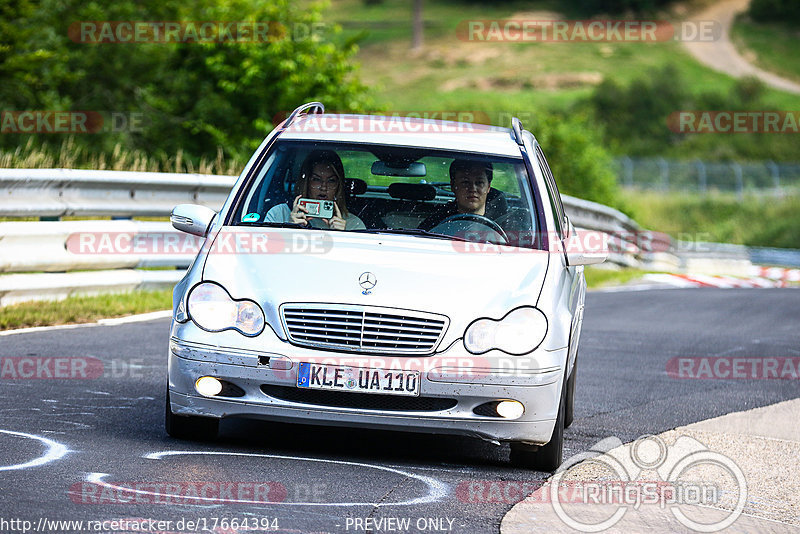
top-left (1, 0), bottom-right (374, 164)
top-left (749, 0), bottom-right (800, 24)
top-left (560, 0), bottom-right (676, 16)
top-left (587, 66), bottom-right (799, 160)
top-left (531, 113), bottom-right (625, 213)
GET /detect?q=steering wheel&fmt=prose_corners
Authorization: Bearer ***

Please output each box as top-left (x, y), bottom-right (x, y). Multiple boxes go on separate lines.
top-left (434, 213), bottom-right (508, 244)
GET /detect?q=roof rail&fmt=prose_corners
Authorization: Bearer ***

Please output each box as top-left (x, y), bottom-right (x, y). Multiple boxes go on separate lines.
top-left (284, 102), bottom-right (325, 129)
top-left (511, 117), bottom-right (525, 146)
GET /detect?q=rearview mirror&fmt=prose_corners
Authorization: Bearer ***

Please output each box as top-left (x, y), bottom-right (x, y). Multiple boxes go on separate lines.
top-left (171, 204), bottom-right (216, 237)
top-left (371, 161), bottom-right (427, 177)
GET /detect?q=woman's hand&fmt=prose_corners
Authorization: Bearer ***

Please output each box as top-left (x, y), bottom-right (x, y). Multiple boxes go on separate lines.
top-left (325, 202), bottom-right (346, 230)
top-left (289, 195), bottom-right (309, 225)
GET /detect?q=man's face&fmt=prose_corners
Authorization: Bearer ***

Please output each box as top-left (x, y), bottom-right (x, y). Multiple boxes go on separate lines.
top-left (452, 166), bottom-right (490, 215)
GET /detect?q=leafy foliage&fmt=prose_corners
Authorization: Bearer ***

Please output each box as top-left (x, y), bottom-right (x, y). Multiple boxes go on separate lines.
top-left (588, 65), bottom-right (799, 160)
top-left (558, 0), bottom-right (676, 16)
top-left (0, 0), bottom-right (373, 162)
top-left (748, 0), bottom-right (800, 24)
top-left (531, 113), bottom-right (624, 212)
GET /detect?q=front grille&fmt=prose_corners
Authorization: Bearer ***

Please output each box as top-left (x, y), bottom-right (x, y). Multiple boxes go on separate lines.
top-left (281, 304), bottom-right (448, 354)
top-left (261, 385), bottom-right (457, 412)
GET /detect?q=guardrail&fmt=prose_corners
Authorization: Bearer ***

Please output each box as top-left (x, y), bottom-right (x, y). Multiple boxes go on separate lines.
top-left (0, 168), bottom-right (660, 306)
top-left (0, 168), bottom-right (233, 218)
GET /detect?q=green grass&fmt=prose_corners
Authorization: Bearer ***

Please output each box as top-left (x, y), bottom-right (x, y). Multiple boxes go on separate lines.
top-left (0, 289), bottom-right (172, 330)
top-left (731, 16), bottom-right (800, 84)
top-left (324, 0), bottom-right (800, 126)
top-left (621, 191), bottom-right (800, 248)
top-left (584, 266), bottom-right (651, 288)
top-left (0, 137), bottom-right (244, 175)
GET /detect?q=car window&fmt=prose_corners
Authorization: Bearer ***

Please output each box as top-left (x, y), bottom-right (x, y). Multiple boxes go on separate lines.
top-left (231, 141), bottom-right (540, 249)
top-left (536, 145), bottom-right (565, 239)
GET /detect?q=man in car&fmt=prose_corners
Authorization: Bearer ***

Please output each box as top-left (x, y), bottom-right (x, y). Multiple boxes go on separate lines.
top-left (418, 159), bottom-right (502, 230)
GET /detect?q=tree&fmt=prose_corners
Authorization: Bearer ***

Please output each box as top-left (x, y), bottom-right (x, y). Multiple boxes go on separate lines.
top-left (749, 0), bottom-right (800, 23)
top-left (2, 0), bottom-right (373, 162)
top-left (412, 0), bottom-right (423, 51)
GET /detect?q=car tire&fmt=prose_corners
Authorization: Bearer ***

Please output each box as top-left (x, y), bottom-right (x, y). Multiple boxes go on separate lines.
top-left (165, 390), bottom-right (219, 440)
top-left (564, 357), bottom-right (577, 429)
top-left (510, 382), bottom-right (565, 472)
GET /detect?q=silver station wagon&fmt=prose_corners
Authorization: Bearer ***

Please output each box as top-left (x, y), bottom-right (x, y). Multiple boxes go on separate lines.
top-left (166, 103), bottom-right (606, 471)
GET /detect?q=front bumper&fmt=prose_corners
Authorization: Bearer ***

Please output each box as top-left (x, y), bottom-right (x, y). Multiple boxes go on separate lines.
top-left (168, 332), bottom-right (565, 445)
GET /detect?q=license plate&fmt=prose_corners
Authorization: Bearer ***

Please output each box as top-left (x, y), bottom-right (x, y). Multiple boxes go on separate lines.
top-left (297, 363), bottom-right (420, 396)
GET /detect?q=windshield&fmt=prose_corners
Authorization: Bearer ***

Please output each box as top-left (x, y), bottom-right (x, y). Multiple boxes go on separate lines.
top-left (231, 141), bottom-right (540, 249)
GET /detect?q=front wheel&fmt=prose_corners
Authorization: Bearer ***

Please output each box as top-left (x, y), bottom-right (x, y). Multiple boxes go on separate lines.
top-left (510, 384), bottom-right (565, 472)
top-left (165, 390), bottom-right (219, 440)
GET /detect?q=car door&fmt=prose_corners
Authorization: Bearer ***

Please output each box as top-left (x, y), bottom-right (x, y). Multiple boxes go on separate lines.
top-left (534, 144), bottom-right (583, 374)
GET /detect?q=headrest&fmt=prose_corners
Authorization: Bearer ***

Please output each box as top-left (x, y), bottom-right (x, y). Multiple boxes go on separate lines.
top-left (345, 178), bottom-right (367, 196)
top-left (388, 183), bottom-right (437, 201)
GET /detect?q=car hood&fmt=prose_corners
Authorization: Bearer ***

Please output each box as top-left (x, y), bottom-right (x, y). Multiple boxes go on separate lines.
top-left (201, 228), bottom-right (549, 342)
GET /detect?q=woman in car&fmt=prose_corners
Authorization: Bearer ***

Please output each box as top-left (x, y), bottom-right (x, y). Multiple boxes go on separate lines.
top-left (265, 150), bottom-right (365, 230)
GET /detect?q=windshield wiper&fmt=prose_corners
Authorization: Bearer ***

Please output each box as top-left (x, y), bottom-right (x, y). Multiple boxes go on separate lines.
top-left (350, 228), bottom-right (472, 242)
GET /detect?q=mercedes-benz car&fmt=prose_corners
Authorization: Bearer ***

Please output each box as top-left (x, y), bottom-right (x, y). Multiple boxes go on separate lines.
top-left (166, 102), bottom-right (606, 471)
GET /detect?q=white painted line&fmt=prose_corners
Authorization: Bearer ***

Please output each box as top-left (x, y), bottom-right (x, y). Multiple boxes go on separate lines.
top-left (0, 309), bottom-right (171, 336)
top-left (86, 450), bottom-right (448, 507)
top-left (0, 429), bottom-right (70, 471)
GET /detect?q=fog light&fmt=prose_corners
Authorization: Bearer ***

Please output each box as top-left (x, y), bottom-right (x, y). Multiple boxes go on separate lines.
top-left (195, 376), bottom-right (223, 397)
top-left (496, 400), bottom-right (524, 419)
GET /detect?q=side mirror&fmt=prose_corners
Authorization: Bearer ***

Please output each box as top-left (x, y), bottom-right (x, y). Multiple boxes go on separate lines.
top-left (563, 226), bottom-right (608, 266)
top-left (566, 249), bottom-right (608, 266)
top-left (171, 204), bottom-right (216, 237)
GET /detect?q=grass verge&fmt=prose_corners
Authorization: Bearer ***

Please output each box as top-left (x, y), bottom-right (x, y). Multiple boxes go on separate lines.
top-left (621, 191), bottom-right (800, 248)
top-left (0, 289), bottom-right (172, 331)
top-left (731, 16), bottom-right (800, 84)
top-left (584, 267), bottom-right (651, 289)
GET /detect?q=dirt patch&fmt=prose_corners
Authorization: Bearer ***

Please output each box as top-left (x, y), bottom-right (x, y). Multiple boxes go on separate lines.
top-left (441, 71), bottom-right (603, 92)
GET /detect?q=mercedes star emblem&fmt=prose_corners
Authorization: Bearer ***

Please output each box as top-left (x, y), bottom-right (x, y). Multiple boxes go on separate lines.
top-left (359, 272), bottom-right (377, 294)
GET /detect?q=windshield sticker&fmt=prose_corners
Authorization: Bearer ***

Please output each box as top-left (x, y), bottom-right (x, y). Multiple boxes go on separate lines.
top-left (243, 212), bottom-right (261, 222)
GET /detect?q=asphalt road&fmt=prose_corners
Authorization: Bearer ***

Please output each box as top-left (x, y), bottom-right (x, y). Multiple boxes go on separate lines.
top-left (0, 289), bottom-right (798, 534)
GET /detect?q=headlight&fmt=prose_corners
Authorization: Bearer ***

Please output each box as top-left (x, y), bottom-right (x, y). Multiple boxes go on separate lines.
top-left (187, 282), bottom-right (265, 336)
top-left (464, 306), bottom-right (548, 355)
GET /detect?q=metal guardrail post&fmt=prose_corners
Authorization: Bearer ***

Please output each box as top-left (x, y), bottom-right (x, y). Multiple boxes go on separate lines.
top-left (732, 162), bottom-right (743, 200)
top-left (695, 159), bottom-right (706, 194)
top-left (767, 160), bottom-right (780, 191)
top-left (621, 156), bottom-right (633, 188)
top-left (658, 158), bottom-right (669, 191)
